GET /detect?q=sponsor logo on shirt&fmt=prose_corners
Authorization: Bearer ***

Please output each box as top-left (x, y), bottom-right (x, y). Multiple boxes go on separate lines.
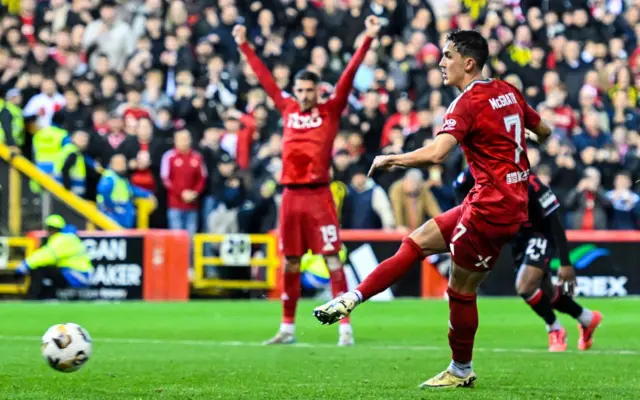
top-left (539, 191), bottom-right (557, 208)
top-left (441, 118), bottom-right (457, 131)
top-left (506, 169), bottom-right (530, 184)
top-left (287, 112), bottom-right (323, 129)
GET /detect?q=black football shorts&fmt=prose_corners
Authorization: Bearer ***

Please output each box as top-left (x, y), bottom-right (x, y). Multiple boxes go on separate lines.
top-left (512, 234), bottom-right (555, 270)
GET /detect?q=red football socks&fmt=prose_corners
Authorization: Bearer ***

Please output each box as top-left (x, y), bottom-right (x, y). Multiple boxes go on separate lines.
top-left (447, 287), bottom-right (478, 364)
top-left (356, 237), bottom-right (424, 301)
top-left (282, 271), bottom-right (301, 324)
top-left (330, 268), bottom-right (350, 324)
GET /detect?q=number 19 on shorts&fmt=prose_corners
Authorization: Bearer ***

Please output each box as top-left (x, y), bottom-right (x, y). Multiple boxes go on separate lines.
top-left (320, 225), bottom-right (338, 245)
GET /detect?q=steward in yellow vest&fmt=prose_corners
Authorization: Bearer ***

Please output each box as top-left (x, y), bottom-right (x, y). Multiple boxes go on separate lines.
top-left (54, 131), bottom-right (91, 197)
top-left (3, 90), bottom-right (25, 146)
top-left (16, 215), bottom-right (92, 300)
top-left (97, 154), bottom-right (152, 228)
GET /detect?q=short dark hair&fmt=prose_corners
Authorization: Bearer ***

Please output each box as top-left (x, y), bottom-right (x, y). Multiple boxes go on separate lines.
top-left (294, 69), bottom-right (320, 84)
top-left (617, 170), bottom-right (632, 179)
top-left (446, 30), bottom-right (489, 71)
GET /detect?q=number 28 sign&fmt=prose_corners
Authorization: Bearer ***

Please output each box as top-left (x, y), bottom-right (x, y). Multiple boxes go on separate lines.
top-left (220, 234), bottom-right (252, 266)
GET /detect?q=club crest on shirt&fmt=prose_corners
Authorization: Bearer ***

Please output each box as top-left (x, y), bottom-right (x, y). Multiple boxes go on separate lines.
top-left (441, 118), bottom-right (457, 131)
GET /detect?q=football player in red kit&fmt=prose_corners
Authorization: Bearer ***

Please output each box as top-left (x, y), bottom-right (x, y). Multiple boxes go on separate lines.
top-left (314, 30), bottom-right (552, 388)
top-left (233, 16), bottom-right (381, 346)
top-left (456, 168), bottom-right (603, 353)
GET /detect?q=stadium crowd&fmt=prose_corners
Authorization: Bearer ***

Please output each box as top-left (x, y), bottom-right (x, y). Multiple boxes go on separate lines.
top-left (0, 0), bottom-right (639, 233)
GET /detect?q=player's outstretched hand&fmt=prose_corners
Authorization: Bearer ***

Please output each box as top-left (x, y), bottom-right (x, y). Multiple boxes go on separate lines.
top-left (557, 265), bottom-right (576, 296)
top-left (368, 155), bottom-right (395, 177)
top-left (232, 25), bottom-right (247, 45)
top-left (364, 16), bottom-right (381, 37)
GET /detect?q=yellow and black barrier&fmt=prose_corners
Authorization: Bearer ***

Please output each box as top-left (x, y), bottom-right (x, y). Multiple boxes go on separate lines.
top-left (0, 236), bottom-right (35, 294)
top-left (192, 233), bottom-right (279, 290)
top-left (0, 143), bottom-right (122, 231)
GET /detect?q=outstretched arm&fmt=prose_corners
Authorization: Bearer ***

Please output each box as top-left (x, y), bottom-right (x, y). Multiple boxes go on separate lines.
top-left (233, 25), bottom-right (287, 112)
top-left (368, 134), bottom-right (458, 176)
top-left (330, 16), bottom-right (380, 110)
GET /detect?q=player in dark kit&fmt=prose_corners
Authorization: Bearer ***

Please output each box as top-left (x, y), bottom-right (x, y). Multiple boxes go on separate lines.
top-left (314, 30), bottom-right (553, 388)
top-left (233, 16), bottom-right (381, 346)
top-left (455, 169), bottom-right (603, 352)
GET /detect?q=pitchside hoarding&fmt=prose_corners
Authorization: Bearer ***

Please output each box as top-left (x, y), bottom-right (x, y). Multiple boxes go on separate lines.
top-left (56, 236), bottom-right (145, 300)
top-left (342, 231), bottom-right (640, 298)
top-left (482, 241), bottom-right (639, 297)
top-left (44, 236), bottom-right (145, 301)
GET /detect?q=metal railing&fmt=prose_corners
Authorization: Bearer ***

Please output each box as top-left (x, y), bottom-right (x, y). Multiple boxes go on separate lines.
top-left (192, 233), bottom-right (279, 290)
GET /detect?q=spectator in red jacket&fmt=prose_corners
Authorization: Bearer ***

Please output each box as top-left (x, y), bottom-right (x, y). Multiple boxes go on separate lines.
top-left (160, 129), bottom-right (207, 235)
top-left (380, 94), bottom-right (420, 148)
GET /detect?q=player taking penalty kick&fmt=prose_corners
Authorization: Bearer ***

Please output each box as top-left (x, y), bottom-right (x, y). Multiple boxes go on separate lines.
top-left (456, 169), bottom-right (602, 352)
top-left (314, 30), bottom-right (553, 388)
top-left (233, 16), bottom-right (381, 346)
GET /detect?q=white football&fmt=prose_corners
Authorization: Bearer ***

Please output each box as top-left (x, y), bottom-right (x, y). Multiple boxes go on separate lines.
top-left (41, 323), bottom-right (92, 373)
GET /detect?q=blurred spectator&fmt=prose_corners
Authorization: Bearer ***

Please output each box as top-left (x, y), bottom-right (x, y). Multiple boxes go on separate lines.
top-left (97, 153), bottom-right (152, 228)
top-left (56, 130), bottom-right (90, 197)
top-left (342, 166), bottom-right (395, 230)
top-left (606, 171), bottom-right (640, 230)
top-left (0, 0), bottom-right (638, 233)
top-left (120, 117), bottom-right (168, 193)
top-left (573, 110), bottom-right (613, 152)
top-left (350, 90), bottom-right (385, 156)
top-left (380, 94), bottom-right (419, 147)
top-left (23, 77), bottom-right (65, 129)
top-left (54, 87), bottom-right (92, 132)
top-left (207, 166), bottom-right (246, 235)
top-left (0, 96), bottom-right (16, 147)
top-left (83, 0), bottom-right (135, 70)
top-left (565, 167), bottom-right (611, 230)
top-left (161, 129), bottom-right (207, 235)
top-left (388, 168), bottom-right (441, 233)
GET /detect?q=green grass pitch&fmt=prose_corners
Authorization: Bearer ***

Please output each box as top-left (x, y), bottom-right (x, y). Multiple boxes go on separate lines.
top-left (1, 298), bottom-right (639, 400)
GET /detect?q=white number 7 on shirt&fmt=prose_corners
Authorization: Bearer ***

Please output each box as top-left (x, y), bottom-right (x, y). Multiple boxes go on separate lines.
top-left (449, 222), bottom-right (467, 256)
top-left (504, 114), bottom-right (523, 163)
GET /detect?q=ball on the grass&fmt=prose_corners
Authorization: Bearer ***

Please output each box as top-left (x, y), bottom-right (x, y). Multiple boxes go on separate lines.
top-left (41, 323), bottom-right (92, 373)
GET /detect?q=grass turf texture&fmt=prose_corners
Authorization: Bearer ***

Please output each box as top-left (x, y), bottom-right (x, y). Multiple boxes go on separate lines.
top-left (0, 298), bottom-right (639, 400)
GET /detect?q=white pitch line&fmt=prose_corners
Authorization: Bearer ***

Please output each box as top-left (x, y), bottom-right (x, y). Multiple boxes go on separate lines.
top-left (0, 335), bottom-right (637, 356)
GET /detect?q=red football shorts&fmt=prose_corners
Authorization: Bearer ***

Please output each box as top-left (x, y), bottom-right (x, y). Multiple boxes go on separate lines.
top-left (279, 186), bottom-right (341, 257)
top-left (434, 203), bottom-right (521, 272)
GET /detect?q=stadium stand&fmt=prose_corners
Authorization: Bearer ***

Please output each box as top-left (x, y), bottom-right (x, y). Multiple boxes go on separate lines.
top-left (0, 0), bottom-right (638, 234)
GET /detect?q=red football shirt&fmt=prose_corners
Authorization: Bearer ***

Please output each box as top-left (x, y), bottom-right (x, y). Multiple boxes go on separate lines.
top-left (437, 79), bottom-right (541, 225)
top-left (240, 36), bottom-right (373, 185)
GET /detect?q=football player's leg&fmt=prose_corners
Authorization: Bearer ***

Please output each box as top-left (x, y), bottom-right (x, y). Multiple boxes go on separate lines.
top-left (313, 215), bottom-right (451, 325)
top-left (265, 194), bottom-right (303, 345)
top-left (325, 254), bottom-right (354, 346)
top-left (516, 265), bottom-right (566, 352)
top-left (516, 265), bottom-right (560, 328)
top-left (264, 255), bottom-right (302, 345)
top-left (355, 207), bottom-right (457, 301)
top-left (420, 263), bottom-right (484, 388)
top-left (422, 215), bottom-right (519, 389)
top-left (544, 274), bottom-right (602, 350)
